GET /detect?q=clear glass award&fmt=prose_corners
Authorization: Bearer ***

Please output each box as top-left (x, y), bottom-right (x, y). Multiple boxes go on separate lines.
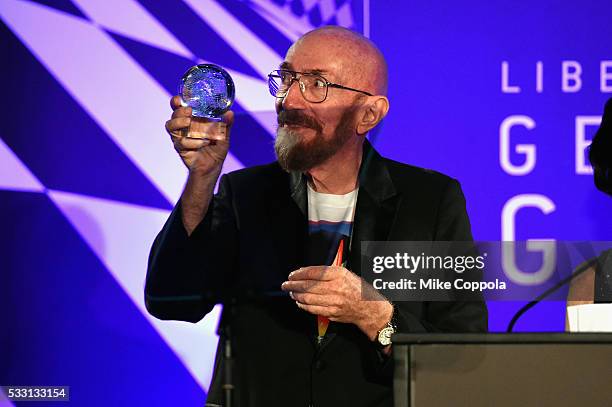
top-left (178, 64), bottom-right (235, 140)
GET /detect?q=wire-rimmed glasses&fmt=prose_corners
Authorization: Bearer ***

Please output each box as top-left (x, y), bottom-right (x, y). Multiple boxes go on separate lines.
top-left (268, 69), bottom-right (372, 103)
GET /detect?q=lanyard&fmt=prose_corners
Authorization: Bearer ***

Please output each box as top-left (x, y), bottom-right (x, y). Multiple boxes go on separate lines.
top-left (317, 239), bottom-right (345, 343)
top-left (310, 185), bottom-right (359, 344)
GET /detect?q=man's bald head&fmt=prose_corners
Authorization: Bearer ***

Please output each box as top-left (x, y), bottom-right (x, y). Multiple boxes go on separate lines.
top-left (287, 26), bottom-right (388, 96)
top-left (275, 26), bottom-right (390, 172)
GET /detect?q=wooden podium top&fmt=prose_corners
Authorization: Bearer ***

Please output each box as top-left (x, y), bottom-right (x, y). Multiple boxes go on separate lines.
top-left (393, 332), bottom-right (612, 345)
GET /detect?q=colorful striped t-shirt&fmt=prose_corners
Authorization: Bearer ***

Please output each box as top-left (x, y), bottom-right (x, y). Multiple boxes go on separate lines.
top-left (306, 184), bottom-right (358, 266)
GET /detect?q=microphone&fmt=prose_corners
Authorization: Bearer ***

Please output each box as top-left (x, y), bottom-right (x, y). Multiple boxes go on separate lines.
top-left (506, 257), bottom-right (599, 332)
top-left (589, 97), bottom-right (611, 196)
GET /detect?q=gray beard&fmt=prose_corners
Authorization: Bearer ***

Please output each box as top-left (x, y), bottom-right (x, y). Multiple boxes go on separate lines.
top-left (275, 127), bottom-right (328, 172)
top-left (274, 109), bottom-right (357, 172)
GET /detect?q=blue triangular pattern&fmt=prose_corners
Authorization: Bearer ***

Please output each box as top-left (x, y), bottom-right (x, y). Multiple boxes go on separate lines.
top-left (308, 4), bottom-right (323, 26)
top-left (137, 0), bottom-right (261, 79)
top-left (290, 0), bottom-right (305, 16)
top-left (217, 0), bottom-right (293, 56)
top-left (0, 21), bottom-right (171, 210)
top-left (24, 0), bottom-right (89, 20)
top-left (108, 30), bottom-right (275, 166)
top-left (325, 15), bottom-right (338, 26)
top-left (0, 190), bottom-right (205, 405)
top-left (229, 102), bottom-right (277, 166)
top-left (107, 30), bottom-right (196, 96)
top-left (335, 0), bottom-right (348, 8)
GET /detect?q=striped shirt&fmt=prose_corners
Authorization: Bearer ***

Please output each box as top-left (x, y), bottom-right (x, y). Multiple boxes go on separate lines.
top-left (306, 184), bottom-right (358, 266)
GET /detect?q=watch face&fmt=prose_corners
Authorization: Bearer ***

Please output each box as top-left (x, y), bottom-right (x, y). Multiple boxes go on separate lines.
top-left (378, 326), bottom-right (394, 346)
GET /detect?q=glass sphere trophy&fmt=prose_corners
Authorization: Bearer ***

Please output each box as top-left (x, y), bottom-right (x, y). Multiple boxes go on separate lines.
top-left (178, 64), bottom-right (235, 140)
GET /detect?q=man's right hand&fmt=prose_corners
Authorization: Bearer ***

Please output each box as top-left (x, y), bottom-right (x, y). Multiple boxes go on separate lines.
top-left (165, 95), bottom-right (234, 175)
top-left (165, 95), bottom-right (235, 235)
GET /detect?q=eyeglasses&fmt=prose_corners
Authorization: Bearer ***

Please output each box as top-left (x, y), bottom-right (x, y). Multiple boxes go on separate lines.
top-left (268, 69), bottom-right (373, 103)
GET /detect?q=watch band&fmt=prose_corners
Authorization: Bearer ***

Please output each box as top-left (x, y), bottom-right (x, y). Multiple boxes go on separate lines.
top-left (376, 303), bottom-right (397, 347)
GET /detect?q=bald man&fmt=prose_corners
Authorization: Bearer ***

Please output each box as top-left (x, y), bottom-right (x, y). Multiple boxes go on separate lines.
top-left (146, 26), bottom-right (487, 407)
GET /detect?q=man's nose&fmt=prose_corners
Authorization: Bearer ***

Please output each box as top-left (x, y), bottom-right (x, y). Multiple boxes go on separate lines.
top-left (281, 79), bottom-right (306, 110)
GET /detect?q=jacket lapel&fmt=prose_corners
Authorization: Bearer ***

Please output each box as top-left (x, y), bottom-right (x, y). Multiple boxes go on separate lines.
top-left (319, 140), bottom-right (401, 354)
top-left (265, 170), bottom-right (308, 279)
top-left (347, 140), bottom-right (400, 274)
top-left (289, 170), bottom-right (308, 218)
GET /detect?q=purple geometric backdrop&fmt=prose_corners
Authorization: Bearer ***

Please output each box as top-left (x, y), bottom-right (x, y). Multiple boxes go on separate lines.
top-left (1, 0), bottom-right (610, 405)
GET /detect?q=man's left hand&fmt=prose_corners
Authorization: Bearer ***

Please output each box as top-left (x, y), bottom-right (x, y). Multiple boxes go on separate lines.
top-left (281, 266), bottom-right (393, 342)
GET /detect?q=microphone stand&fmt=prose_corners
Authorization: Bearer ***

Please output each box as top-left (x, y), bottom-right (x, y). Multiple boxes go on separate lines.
top-left (216, 297), bottom-right (235, 407)
top-left (506, 258), bottom-right (598, 332)
top-left (211, 290), bottom-right (288, 407)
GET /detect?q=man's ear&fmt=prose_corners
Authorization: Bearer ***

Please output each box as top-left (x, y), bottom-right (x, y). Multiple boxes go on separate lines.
top-left (356, 96), bottom-right (390, 135)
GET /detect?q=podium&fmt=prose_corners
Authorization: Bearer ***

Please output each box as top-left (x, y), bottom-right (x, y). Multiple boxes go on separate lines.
top-left (393, 333), bottom-right (612, 407)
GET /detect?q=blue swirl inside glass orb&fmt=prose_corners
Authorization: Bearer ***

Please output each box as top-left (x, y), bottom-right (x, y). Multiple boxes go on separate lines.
top-left (179, 64), bottom-right (235, 119)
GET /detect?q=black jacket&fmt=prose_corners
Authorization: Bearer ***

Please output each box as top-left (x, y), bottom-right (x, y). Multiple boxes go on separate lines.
top-left (145, 141), bottom-right (488, 407)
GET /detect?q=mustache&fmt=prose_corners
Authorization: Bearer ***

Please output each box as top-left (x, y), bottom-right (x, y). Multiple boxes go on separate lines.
top-left (277, 110), bottom-right (322, 132)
